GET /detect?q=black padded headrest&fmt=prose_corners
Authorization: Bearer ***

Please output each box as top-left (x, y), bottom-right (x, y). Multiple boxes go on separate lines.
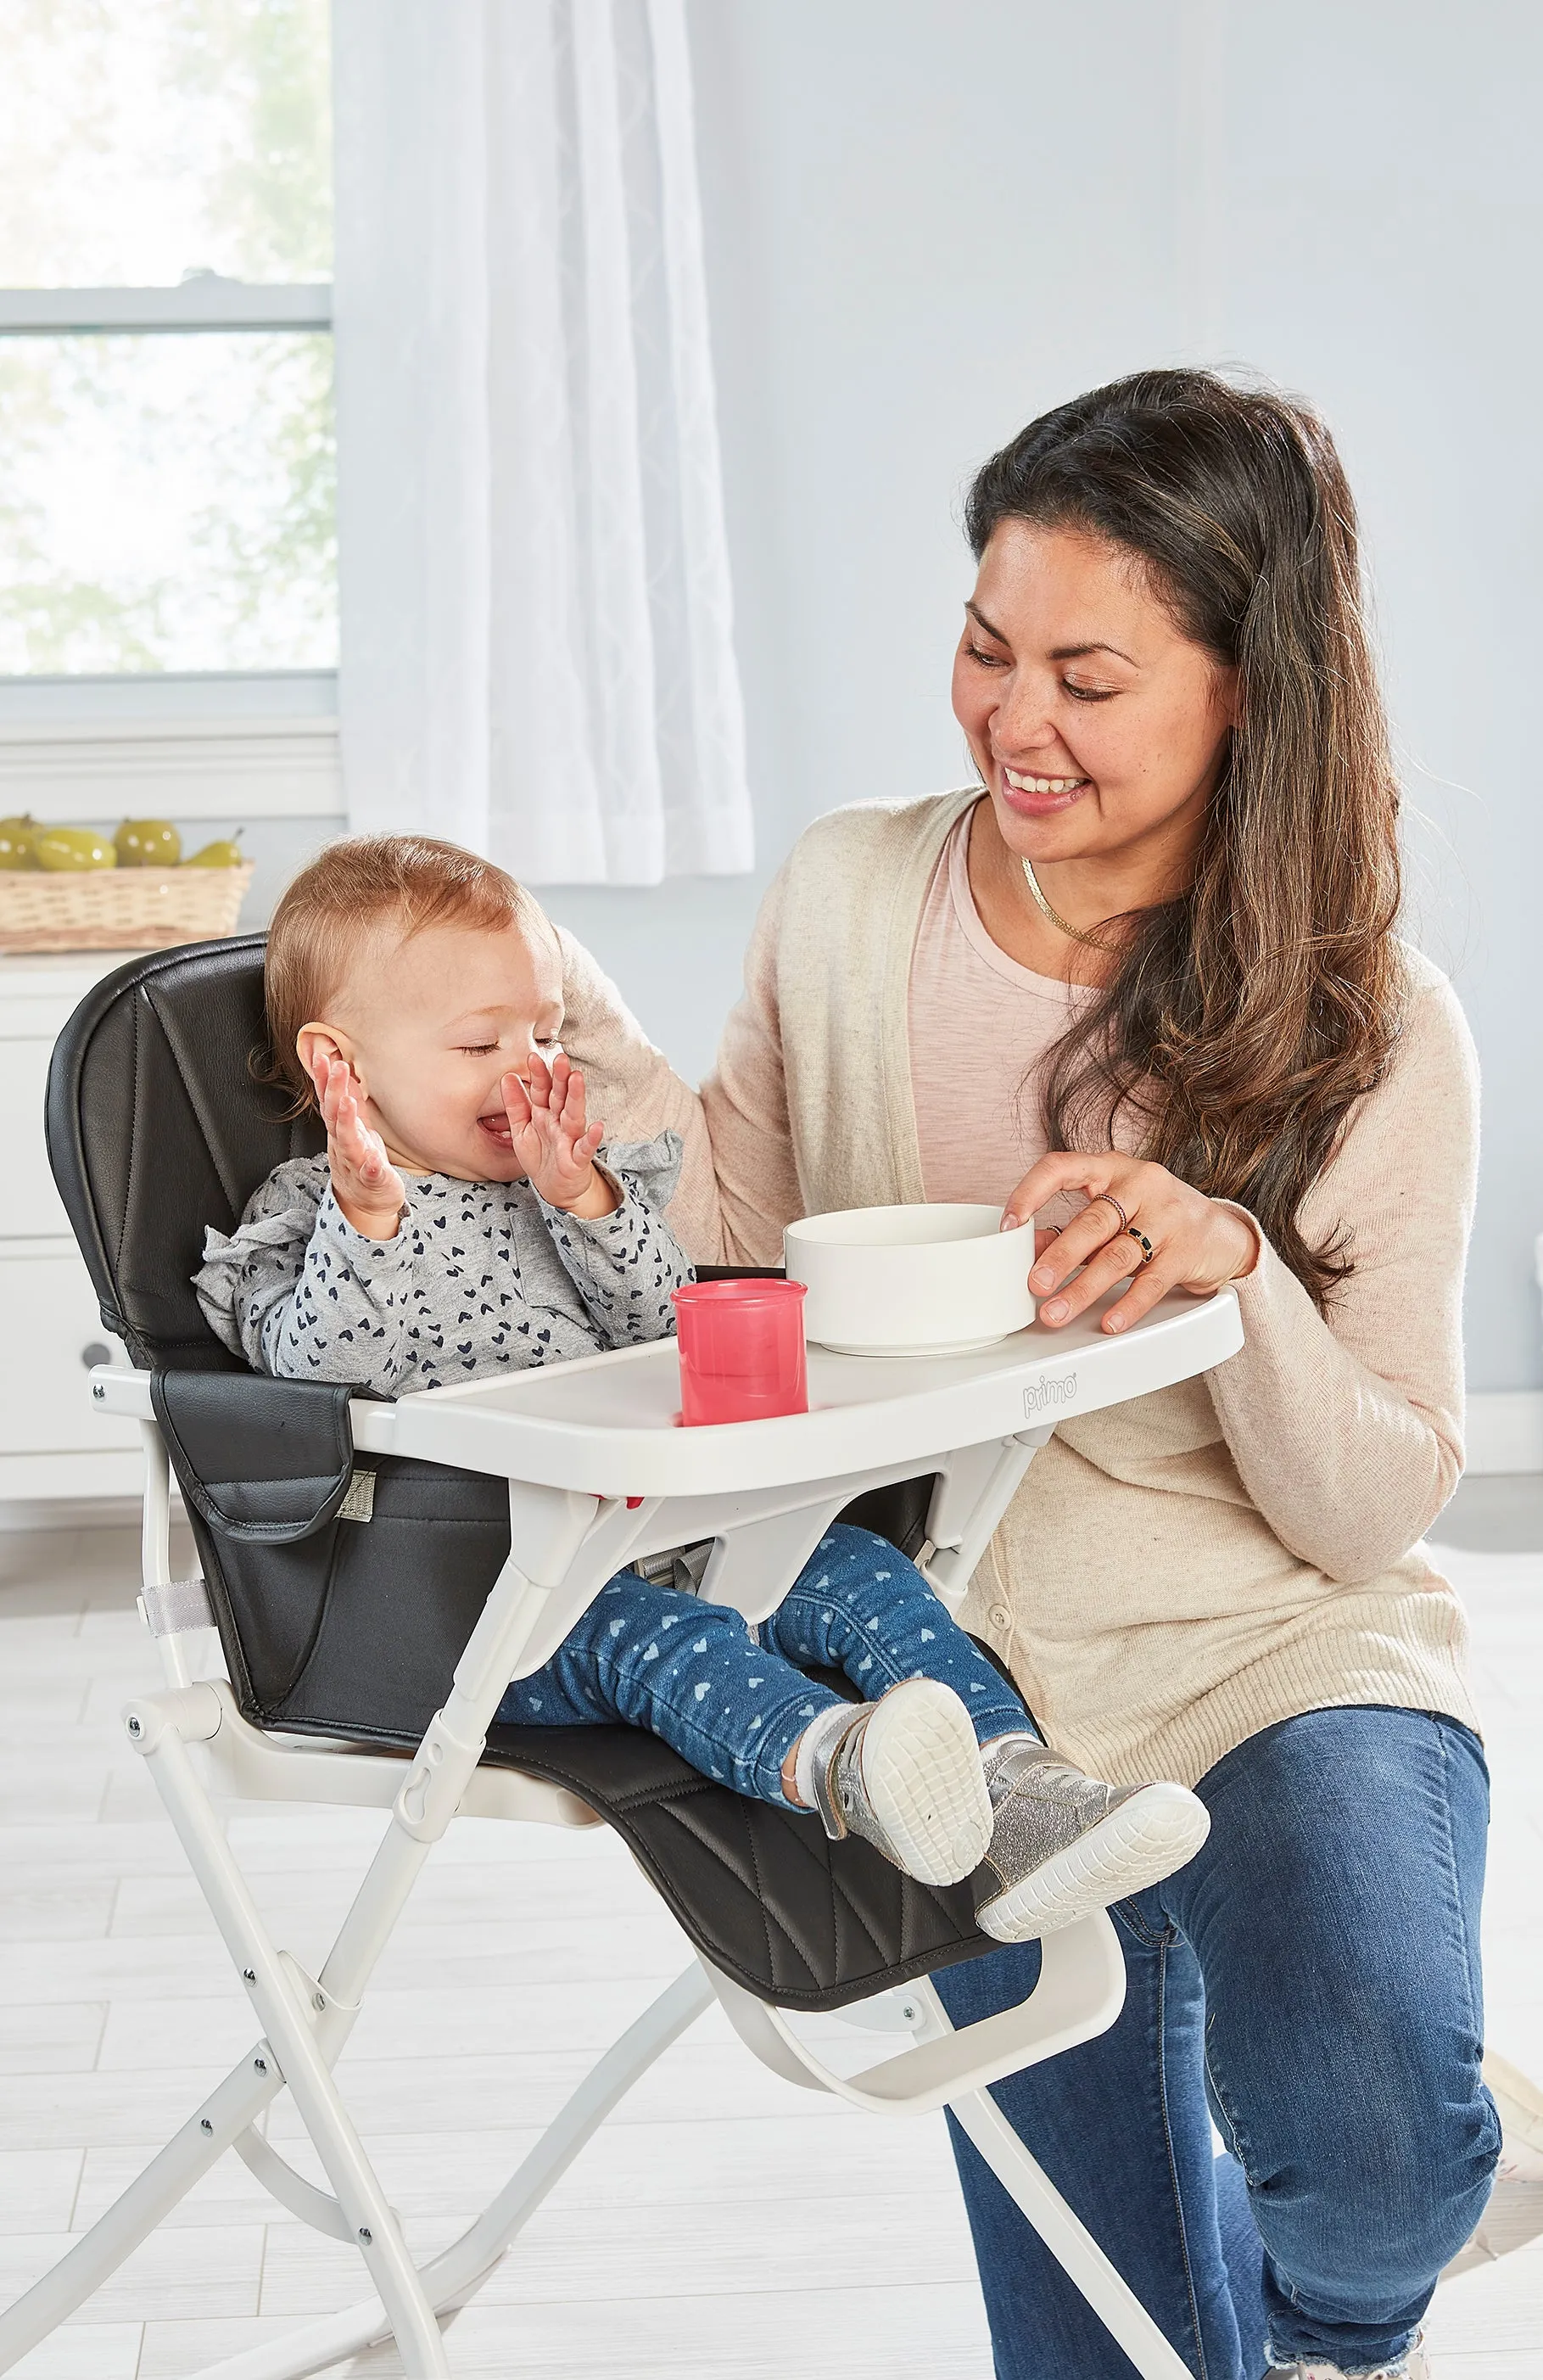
top-left (45, 935), bottom-right (324, 1371)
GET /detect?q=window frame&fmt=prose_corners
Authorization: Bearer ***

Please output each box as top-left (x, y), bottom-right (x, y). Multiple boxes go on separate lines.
top-left (0, 275), bottom-right (338, 796)
top-left (0, 276), bottom-right (331, 334)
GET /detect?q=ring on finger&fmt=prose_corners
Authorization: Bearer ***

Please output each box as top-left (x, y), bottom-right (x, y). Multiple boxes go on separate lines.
top-left (1127, 1226), bottom-right (1155, 1267)
top-left (1088, 1191), bottom-right (1129, 1232)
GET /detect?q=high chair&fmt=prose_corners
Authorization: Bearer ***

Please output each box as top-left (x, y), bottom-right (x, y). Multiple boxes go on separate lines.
top-left (0, 937), bottom-right (1243, 2380)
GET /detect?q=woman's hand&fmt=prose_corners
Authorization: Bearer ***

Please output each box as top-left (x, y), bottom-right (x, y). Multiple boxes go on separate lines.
top-left (313, 1054), bottom-right (408, 1240)
top-left (1002, 1154), bottom-right (1260, 1334)
top-left (505, 1050), bottom-right (618, 1218)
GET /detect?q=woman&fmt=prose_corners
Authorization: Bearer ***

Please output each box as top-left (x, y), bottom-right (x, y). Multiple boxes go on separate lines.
top-left (563, 370), bottom-right (1500, 2379)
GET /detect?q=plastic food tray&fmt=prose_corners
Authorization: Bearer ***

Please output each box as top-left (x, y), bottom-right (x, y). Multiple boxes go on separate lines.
top-left (354, 1285), bottom-right (1244, 1498)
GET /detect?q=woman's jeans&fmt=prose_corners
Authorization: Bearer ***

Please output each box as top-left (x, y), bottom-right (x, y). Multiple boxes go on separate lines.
top-left (494, 1521), bottom-right (1030, 1802)
top-left (935, 1707), bottom-right (1497, 2377)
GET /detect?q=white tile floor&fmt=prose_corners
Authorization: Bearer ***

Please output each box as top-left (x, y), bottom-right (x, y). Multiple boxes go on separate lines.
top-left (0, 1520), bottom-right (1538, 2379)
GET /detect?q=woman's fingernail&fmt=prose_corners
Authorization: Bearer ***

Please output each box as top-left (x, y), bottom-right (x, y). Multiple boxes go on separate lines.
top-left (999, 1213), bottom-right (1023, 1232)
top-left (1043, 1298), bottom-right (1067, 1323)
top-left (1105, 1311), bottom-right (1127, 1333)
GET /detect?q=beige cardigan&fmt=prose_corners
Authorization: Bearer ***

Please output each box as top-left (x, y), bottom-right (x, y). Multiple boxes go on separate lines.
top-left (560, 790), bottom-right (1482, 1788)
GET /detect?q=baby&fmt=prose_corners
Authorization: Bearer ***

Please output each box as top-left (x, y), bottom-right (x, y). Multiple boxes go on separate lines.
top-left (197, 835), bottom-right (1208, 1941)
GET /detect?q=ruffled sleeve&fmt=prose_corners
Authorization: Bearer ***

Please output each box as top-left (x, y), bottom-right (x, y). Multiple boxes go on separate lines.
top-left (598, 1128), bottom-right (685, 1213)
top-left (193, 1159), bottom-right (331, 1366)
top-left (194, 1157), bottom-right (418, 1392)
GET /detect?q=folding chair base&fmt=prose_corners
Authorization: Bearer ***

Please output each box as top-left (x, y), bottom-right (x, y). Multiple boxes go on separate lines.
top-left (0, 1634), bottom-right (1199, 2380)
top-left (0, 1958), bottom-right (1193, 2380)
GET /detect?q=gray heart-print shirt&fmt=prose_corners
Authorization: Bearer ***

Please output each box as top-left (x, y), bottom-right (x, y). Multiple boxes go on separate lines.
top-left (193, 1133), bottom-right (690, 1396)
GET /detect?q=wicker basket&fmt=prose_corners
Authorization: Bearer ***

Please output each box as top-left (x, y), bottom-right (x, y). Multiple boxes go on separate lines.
top-left (0, 864), bottom-right (254, 955)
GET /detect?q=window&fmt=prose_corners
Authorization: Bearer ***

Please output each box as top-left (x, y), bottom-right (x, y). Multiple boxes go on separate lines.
top-left (0, 0), bottom-right (334, 682)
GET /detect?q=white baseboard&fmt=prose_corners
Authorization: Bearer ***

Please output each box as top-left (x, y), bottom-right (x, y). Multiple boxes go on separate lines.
top-left (0, 1495), bottom-right (143, 1533)
top-left (1468, 1392), bottom-right (1543, 1476)
top-left (0, 1485), bottom-right (186, 1532)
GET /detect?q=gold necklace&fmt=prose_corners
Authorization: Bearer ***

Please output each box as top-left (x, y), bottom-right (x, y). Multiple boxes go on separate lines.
top-left (1020, 855), bottom-right (1107, 948)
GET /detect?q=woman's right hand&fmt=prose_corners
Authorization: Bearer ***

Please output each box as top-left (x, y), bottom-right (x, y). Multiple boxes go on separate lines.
top-left (1003, 1151), bottom-right (1259, 1332)
top-left (312, 1053), bottom-right (407, 1240)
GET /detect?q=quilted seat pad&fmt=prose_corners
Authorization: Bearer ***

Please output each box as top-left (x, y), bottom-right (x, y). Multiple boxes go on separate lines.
top-left (482, 1716), bottom-right (991, 2012)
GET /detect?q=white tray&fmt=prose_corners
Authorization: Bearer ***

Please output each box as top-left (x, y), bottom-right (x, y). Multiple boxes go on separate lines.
top-left (89, 1288), bottom-right (1244, 1671)
top-left (359, 1286), bottom-right (1243, 1497)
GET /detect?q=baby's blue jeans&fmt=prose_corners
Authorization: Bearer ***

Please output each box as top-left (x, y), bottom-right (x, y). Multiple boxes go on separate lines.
top-left (494, 1521), bottom-right (1030, 1803)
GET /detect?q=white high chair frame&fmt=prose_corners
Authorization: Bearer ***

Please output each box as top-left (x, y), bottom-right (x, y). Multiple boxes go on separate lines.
top-left (0, 1288), bottom-right (1241, 2380)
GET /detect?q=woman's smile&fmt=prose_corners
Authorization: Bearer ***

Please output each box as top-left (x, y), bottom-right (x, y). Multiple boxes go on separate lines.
top-left (998, 763), bottom-right (1091, 816)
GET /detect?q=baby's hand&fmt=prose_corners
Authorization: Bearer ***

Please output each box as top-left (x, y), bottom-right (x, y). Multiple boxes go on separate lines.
top-left (504, 1052), bottom-right (618, 1219)
top-left (313, 1055), bottom-right (408, 1240)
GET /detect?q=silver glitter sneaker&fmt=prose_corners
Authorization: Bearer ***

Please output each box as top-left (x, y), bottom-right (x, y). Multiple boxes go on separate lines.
top-left (808, 1680), bottom-right (994, 1886)
top-left (973, 1739), bottom-right (1211, 1943)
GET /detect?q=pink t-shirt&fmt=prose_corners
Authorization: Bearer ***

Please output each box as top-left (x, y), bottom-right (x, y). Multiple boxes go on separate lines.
top-left (907, 804), bottom-right (1094, 1210)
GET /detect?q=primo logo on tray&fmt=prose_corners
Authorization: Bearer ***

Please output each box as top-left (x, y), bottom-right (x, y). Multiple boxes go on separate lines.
top-left (1023, 1373), bottom-right (1077, 1418)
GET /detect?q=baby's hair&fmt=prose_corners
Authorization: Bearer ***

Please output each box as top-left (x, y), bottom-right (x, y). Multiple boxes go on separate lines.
top-left (261, 834), bottom-right (551, 1109)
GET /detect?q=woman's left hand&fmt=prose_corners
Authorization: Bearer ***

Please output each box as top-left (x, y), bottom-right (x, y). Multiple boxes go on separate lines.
top-left (1001, 1154), bottom-right (1260, 1335)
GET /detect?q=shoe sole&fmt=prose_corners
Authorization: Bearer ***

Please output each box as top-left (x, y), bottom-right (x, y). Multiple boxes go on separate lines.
top-left (976, 1780), bottom-right (1211, 1944)
top-left (858, 1682), bottom-right (993, 1886)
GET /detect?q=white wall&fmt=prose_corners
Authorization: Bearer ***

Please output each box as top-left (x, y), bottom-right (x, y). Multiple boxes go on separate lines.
top-left (551, 0), bottom-right (1538, 1393)
top-left (551, 0), bottom-right (1193, 1059)
top-left (1209, 3), bottom-right (1543, 1395)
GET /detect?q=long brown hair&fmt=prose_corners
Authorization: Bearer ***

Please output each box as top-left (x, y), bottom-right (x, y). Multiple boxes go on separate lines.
top-left (965, 369), bottom-right (1403, 1305)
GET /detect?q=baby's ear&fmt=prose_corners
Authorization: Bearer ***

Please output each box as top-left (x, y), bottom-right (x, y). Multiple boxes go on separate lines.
top-left (296, 1023), bottom-right (349, 1095)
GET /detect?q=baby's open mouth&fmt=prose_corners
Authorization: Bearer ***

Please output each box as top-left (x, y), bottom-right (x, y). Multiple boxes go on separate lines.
top-left (478, 1112), bottom-right (513, 1149)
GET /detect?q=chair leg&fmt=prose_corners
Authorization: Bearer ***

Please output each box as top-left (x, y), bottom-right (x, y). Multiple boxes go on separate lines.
top-left (3, 1688), bottom-right (707, 2380)
top-left (178, 1965), bottom-right (715, 2380)
top-left (433, 1962), bottom-right (715, 2316)
top-left (2, 1536), bottom-right (609, 2378)
top-left (945, 2082), bottom-right (1197, 2380)
top-left (701, 1957), bottom-right (1195, 2380)
top-left (129, 1694), bottom-right (452, 2378)
top-left (0, 2052), bottom-right (283, 2372)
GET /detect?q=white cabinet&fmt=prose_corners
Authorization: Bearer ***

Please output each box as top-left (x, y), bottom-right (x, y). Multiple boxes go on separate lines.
top-left (0, 952), bottom-right (148, 1506)
top-left (0, 1039), bottom-right (74, 1237)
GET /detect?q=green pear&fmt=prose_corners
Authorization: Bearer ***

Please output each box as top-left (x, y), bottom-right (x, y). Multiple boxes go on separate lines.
top-left (182, 834), bottom-right (245, 869)
top-left (0, 815), bottom-right (38, 870)
top-left (35, 827), bottom-right (118, 872)
top-left (115, 817), bottom-right (182, 869)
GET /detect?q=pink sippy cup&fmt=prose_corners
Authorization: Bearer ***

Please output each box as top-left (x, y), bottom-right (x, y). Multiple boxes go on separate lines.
top-left (671, 1279), bottom-right (808, 1425)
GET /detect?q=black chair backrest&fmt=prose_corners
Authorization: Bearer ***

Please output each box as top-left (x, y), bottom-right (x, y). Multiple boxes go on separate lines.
top-left (46, 936), bottom-right (323, 1372)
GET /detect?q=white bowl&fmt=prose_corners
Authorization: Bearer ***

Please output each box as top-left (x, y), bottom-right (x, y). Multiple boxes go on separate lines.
top-left (784, 1202), bottom-right (1037, 1357)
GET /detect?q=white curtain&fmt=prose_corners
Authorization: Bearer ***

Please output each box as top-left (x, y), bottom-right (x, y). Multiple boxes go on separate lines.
top-left (333, 0), bottom-right (753, 883)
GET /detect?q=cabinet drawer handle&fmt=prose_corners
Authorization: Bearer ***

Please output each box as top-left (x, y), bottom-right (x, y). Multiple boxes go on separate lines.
top-left (81, 1341), bottom-right (112, 1369)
